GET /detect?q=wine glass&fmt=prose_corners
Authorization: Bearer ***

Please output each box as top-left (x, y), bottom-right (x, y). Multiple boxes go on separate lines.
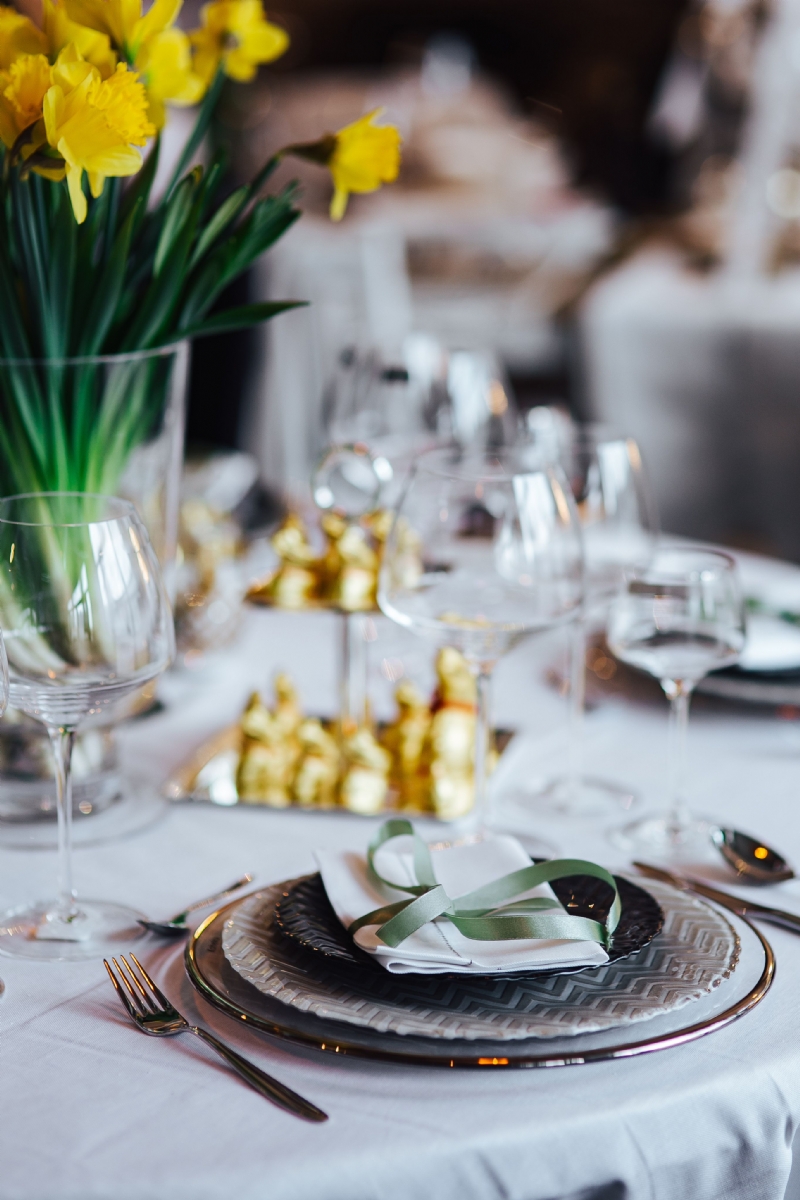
top-left (534, 423), bottom-right (657, 814)
top-left (606, 544), bottom-right (745, 853)
top-left (378, 446), bottom-right (584, 831)
top-left (0, 493), bottom-right (175, 960)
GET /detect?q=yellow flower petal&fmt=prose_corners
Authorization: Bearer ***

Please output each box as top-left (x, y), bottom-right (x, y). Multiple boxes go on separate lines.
top-left (128, 0), bottom-right (180, 57)
top-left (137, 26), bottom-right (204, 125)
top-left (192, 0), bottom-right (288, 84)
top-left (0, 4), bottom-right (47, 70)
top-left (45, 0), bottom-right (117, 77)
top-left (327, 108), bottom-right (401, 220)
top-left (64, 158), bottom-right (87, 222)
top-left (0, 53), bottom-right (51, 143)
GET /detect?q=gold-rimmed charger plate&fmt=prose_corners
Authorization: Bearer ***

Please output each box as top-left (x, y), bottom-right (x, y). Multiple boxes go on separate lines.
top-left (185, 891), bottom-right (774, 1068)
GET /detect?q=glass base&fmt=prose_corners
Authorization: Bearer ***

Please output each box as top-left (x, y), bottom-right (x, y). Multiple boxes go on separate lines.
top-left (0, 898), bottom-right (146, 961)
top-left (530, 774), bottom-right (637, 817)
top-left (609, 813), bottom-right (714, 857)
top-left (0, 781), bottom-right (166, 849)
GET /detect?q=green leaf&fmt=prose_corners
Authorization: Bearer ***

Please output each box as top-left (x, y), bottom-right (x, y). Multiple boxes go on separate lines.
top-left (188, 183), bottom-right (248, 270)
top-left (175, 300), bottom-right (307, 341)
top-left (154, 165), bottom-right (202, 276)
top-left (78, 196), bottom-right (142, 355)
top-left (164, 69), bottom-right (224, 202)
top-left (119, 137), bottom-right (160, 233)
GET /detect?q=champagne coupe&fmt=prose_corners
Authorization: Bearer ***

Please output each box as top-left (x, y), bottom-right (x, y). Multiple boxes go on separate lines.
top-left (378, 447), bottom-right (584, 831)
top-left (0, 494), bottom-right (175, 960)
top-left (607, 545), bottom-right (745, 853)
top-left (538, 424), bottom-right (657, 814)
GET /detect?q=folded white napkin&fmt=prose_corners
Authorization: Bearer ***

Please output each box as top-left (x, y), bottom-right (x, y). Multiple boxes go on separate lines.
top-left (314, 833), bottom-right (609, 975)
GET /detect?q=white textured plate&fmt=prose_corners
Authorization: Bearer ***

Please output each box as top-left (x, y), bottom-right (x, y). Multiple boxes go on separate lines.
top-left (221, 879), bottom-right (739, 1041)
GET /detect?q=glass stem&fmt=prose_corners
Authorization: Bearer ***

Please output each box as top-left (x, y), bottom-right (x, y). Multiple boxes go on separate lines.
top-left (567, 616), bottom-right (586, 801)
top-left (49, 727), bottom-right (78, 922)
top-left (473, 667), bottom-right (493, 832)
top-left (340, 612), bottom-right (368, 732)
top-left (664, 681), bottom-right (692, 838)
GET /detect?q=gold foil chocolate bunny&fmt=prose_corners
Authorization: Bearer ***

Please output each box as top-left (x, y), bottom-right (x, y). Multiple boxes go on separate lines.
top-left (236, 690), bottom-right (300, 807)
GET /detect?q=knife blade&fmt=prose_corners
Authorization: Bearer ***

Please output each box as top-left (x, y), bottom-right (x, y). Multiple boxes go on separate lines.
top-left (633, 861), bottom-right (800, 935)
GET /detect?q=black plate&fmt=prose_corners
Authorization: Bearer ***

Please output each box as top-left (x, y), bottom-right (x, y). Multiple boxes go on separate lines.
top-left (273, 871), bottom-right (663, 979)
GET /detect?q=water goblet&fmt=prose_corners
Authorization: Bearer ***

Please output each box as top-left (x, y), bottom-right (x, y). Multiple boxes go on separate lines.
top-left (535, 424), bottom-right (657, 814)
top-left (0, 493), bottom-right (175, 960)
top-left (606, 544), bottom-right (745, 853)
top-left (378, 446), bottom-right (583, 832)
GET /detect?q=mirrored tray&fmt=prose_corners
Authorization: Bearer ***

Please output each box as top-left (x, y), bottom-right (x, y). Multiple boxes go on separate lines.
top-left (273, 872), bottom-right (663, 977)
top-left (186, 892), bottom-right (773, 1067)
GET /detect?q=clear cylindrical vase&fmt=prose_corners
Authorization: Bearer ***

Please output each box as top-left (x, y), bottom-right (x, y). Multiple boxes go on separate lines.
top-left (0, 343), bottom-right (189, 842)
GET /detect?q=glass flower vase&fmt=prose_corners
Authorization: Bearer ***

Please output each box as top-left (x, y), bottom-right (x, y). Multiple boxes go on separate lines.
top-left (0, 343), bottom-right (189, 843)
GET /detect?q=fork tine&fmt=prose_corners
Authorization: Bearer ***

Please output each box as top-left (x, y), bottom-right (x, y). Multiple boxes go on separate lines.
top-left (104, 958), bottom-right (140, 1020)
top-left (122, 954), bottom-right (162, 1014)
top-left (118, 955), bottom-right (159, 1014)
top-left (130, 952), bottom-right (174, 1012)
top-left (112, 956), bottom-right (149, 1016)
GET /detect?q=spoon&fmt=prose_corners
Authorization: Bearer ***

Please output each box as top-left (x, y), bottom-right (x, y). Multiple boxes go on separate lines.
top-left (711, 828), bottom-right (794, 885)
top-left (138, 874), bottom-right (254, 937)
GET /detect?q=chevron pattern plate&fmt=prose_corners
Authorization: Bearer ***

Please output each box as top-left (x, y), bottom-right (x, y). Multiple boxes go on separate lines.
top-left (221, 878), bottom-right (739, 1041)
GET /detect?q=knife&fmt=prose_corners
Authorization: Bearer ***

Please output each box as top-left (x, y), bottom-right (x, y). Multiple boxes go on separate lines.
top-left (633, 861), bottom-right (800, 935)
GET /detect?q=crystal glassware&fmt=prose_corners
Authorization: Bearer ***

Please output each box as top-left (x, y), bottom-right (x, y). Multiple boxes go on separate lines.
top-left (0, 493), bottom-right (175, 960)
top-left (537, 424), bottom-right (657, 814)
top-left (378, 446), bottom-right (584, 831)
top-left (606, 544), bottom-right (746, 853)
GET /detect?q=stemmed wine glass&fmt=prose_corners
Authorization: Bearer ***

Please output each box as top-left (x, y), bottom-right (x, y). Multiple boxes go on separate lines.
top-left (0, 494), bottom-right (174, 960)
top-left (378, 447), bottom-right (584, 831)
top-left (606, 544), bottom-right (745, 853)
top-left (535, 424), bottom-right (657, 813)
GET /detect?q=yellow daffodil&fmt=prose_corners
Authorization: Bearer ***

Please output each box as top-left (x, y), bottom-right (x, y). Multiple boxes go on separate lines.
top-left (0, 4), bottom-right (48, 69)
top-left (44, 0), bottom-right (117, 78)
top-left (135, 27), bottom-right (204, 127)
top-left (285, 108), bottom-right (402, 221)
top-left (63, 0), bottom-right (205, 128)
top-left (328, 109), bottom-right (401, 220)
top-left (0, 51), bottom-right (50, 149)
top-left (190, 0), bottom-right (288, 85)
top-left (44, 47), bottom-right (154, 223)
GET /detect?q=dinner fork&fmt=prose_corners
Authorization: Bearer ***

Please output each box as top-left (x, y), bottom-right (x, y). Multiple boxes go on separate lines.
top-left (104, 953), bottom-right (328, 1122)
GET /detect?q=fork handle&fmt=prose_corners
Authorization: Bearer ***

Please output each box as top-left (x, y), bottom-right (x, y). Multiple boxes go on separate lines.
top-left (187, 1027), bottom-right (328, 1122)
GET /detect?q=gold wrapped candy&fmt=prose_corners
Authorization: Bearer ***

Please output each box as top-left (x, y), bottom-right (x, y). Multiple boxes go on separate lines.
top-left (231, 648), bottom-right (495, 818)
top-left (246, 510), bottom-right (421, 614)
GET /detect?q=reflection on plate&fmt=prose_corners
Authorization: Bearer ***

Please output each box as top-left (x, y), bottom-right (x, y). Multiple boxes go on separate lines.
top-left (220, 879), bottom-right (739, 1041)
top-left (273, 871), bottom-right (663, 977)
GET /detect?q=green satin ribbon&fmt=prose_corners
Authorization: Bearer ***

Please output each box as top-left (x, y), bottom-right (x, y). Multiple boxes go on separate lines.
top-left (348, 819), bottom-right (621, 950)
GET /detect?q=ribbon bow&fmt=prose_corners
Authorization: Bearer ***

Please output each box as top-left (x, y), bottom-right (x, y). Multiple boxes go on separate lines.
top-left (348, 819), bottom-right (622, 949)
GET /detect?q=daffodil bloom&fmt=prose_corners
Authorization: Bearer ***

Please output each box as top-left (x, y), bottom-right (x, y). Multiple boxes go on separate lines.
top-left (0, 4), bottom-right (48, 69)
top-left (286, 108), bottom-right (402, 221)
top-left (0, 52), bottom-right (50, 149)
top-left (190, 0), bottom-right (288, 84)
top-left (44, 47), bottom-right (154, 223)
top-left (44, 0), bottom-right (117, 78)
top-left (64, 0), bottom-right (205, 127)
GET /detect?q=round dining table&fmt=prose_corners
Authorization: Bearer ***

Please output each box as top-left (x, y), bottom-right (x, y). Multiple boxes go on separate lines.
top-left (4, 552), bottom-right (800, 1200)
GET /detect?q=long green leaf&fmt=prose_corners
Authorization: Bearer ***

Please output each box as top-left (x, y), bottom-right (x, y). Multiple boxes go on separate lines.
top-left (154, 166), bottom-right (202, 276)
top-left (164, 69), bottom-right (224, 201)
top-left (174, 300), bottom-right (307, 341)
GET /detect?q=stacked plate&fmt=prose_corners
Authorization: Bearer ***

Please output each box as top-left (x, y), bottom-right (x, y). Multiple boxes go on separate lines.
top-left (186, 867), bottom-right (773, 1067)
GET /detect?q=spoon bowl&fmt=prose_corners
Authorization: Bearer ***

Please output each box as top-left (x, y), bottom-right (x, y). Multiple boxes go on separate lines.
top-left (712, 828), bottom-right (794, 885)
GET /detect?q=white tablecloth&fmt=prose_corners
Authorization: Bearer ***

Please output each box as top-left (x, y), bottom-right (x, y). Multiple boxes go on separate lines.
top-left (5, 594), bottom-right (800, 1200)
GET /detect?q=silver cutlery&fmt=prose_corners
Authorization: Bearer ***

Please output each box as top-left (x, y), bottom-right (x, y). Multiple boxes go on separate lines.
top-left (710, 828), bottom-right (794, 884)
top-left (634, 861), bottom-right (800, 934)
top-left (138, 875), bottom-right (254, 937)
top-left (104, 953), bottom-right (328, 1122)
